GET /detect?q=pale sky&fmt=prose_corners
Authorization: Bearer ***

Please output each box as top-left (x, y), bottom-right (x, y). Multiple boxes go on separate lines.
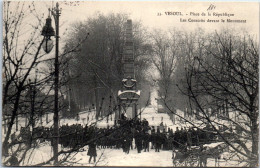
top-left (5, 1), bottom-right (259, 59)
top-left (12, 1), bottom-right (258, 48)
top-left (47, 1), bottom-right (259, 36)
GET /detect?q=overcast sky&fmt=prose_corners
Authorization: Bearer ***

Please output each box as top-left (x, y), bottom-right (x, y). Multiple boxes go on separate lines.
top-left (42, 1), bottom-right (259, 36)
top-left (5, 1), bottom-right (260, 49)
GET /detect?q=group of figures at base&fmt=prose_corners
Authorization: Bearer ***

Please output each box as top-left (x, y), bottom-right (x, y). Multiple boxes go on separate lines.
top-left (10, 117), bottom-right (228, 166)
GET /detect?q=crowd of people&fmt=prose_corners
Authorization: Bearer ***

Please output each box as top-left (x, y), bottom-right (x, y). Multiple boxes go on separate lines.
top-left (16, 116), bottom-right (218, 164)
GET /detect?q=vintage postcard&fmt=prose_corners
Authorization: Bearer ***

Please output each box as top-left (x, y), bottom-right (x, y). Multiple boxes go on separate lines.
top-left (2, 1), bottom-right (259, 167)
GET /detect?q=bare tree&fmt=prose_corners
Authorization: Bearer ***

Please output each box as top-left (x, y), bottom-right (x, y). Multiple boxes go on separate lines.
top-left (2, 2), bottom-right (89, 166)
top-left (63, 13), bottom-right (151, 117)
top-left (150, 30), bottom-right (182, 108)
top-left (2, 1), bottom-right (47, 157)
top-left (173, 30), bottom-right (258, 166)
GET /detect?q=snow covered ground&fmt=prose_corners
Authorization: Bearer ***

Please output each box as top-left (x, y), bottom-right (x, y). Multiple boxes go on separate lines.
top-left (10, 141), bottom-right (245, 167)
top-left (11, 142), bottom-right (173, 166)
top-left (76, 147), bottom-right (173, 166)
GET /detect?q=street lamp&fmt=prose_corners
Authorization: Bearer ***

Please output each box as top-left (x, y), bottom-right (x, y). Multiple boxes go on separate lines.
top-left (41, 2), bottom-right (60, 166)
top-left (41, 17), bottom-right (55, 53)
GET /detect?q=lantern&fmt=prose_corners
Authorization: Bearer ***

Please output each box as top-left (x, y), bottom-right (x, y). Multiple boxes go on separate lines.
top-left (42, 38), bottom-right (54, 53)
top-left (41, 17), bottom-right (55, 53)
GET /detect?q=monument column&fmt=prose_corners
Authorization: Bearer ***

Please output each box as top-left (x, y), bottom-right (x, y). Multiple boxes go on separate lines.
top-left (117, 20), bottom-right (141, 124)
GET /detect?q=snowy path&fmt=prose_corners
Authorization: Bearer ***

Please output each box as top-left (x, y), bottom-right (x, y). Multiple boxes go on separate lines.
top-left (16, 141), bottom-right (173, 166)
top-left (16, 142), bottom-right (243, 167)
top-left (74, 147), bottom-right (173, 166)
top-left (66, 147), bottom-right (241, 167)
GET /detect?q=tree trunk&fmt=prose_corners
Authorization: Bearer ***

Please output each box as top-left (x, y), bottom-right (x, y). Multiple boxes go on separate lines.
top-left (4, 115), bottom-right (6, 134)
top-left (94, 75), bottom-right (99, 119)
top-left (2, 90), bottom-right (22, 156)
top-left (251, 116), bottom-right (258, 167)
top-left (16, 115), bottom-right (18, 131)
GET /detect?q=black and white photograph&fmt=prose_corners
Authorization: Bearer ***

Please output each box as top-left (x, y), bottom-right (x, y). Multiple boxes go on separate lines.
top-left (2, 1), bottom-right (259, 167)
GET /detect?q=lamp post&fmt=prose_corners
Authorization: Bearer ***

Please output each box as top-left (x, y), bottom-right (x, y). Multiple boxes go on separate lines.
top-left (28, 77), bottom-right (37, 147)
top-left (41, 2), bottom-right (61, 165)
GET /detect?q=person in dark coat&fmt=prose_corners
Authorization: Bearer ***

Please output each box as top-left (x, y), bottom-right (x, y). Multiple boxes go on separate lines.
top-left (135, 130), bottom-right (143, 153)
top-left (88, 141), bottom-right (97, 163)
top-left (124, 131), bottom-right (132, 154)
top-left (143, 132), bottom-right (150, 152)
top-left (154, 131), bottom-right (162, 152)
top-left (162, 132), bottom-right (167, 150)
